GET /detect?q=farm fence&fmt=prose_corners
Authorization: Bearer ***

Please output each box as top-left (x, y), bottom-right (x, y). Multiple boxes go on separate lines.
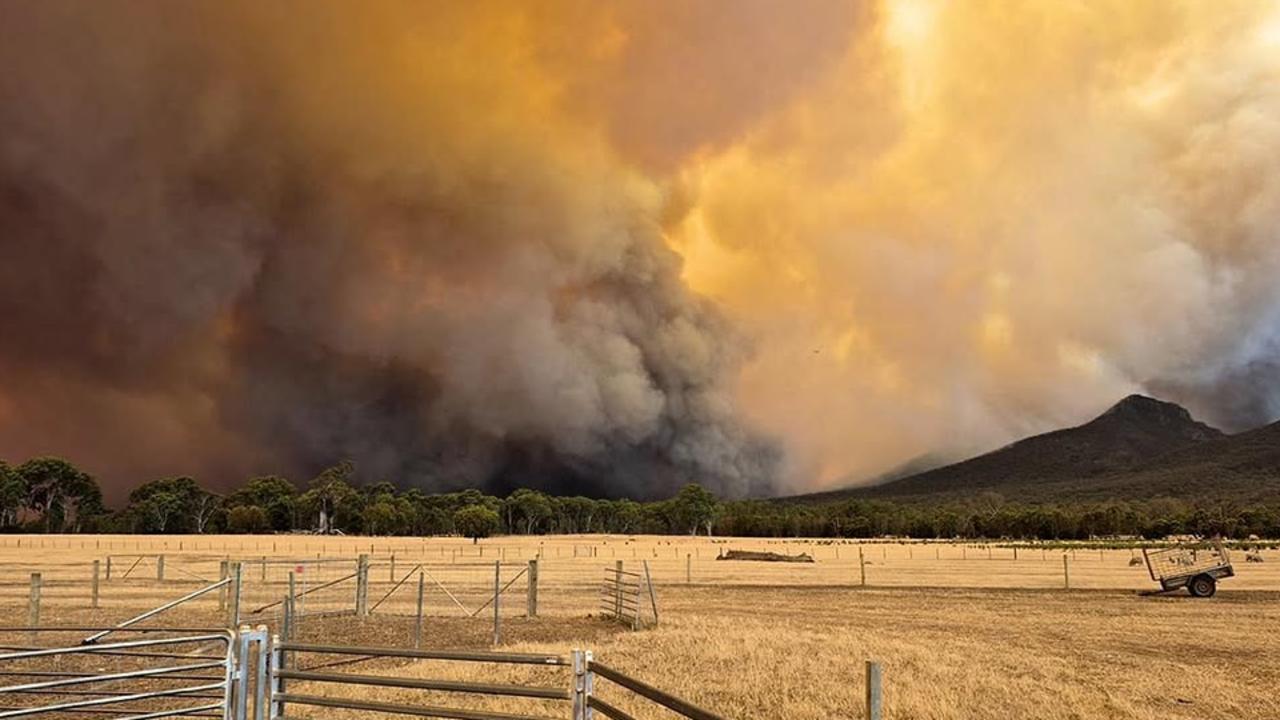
top-left (0, 571), bottom-right (881, 720)
top-left (0, 628), bottom-right (771, 720)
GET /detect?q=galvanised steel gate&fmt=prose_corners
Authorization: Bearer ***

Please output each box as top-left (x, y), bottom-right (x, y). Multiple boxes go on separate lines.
top-left (0, 628), bottom-right (727, 720)
top-left (0, 626), bottom-right (270, 720)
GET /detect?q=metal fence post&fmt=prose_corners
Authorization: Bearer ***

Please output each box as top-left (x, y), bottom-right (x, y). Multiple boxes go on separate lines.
top-left (28, 573), bottom-right (41, 644)
top-left (527, 559), bottom-right (538, 617)
top-left (228, 562), bottom-right (243, 628)
top-left (91, 560), bottom-right (100, 609)
top-left (866, 660), bottom-right (883, 720)
top-left (414, 572), bottom-right (425, 649)
top-left (583, 650), bottom-right (595, 719)
top-left (253, 626), bottom-right (270, 720)
top-left (571, 649), bottom-right (586, 720)
top-left (235, 625), bottom-right (251, 720)
top-left (157, 554), bottom-right (165, 582)
top-left (269, 634), bottom-right (285, 720)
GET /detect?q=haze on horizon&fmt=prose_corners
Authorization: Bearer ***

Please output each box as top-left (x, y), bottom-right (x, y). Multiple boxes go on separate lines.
top-left (1, 1), bottom-right (1278, 502)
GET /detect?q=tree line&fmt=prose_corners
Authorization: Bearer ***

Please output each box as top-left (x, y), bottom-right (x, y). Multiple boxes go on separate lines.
top-left (2, 456), bottom-right (1278, 540)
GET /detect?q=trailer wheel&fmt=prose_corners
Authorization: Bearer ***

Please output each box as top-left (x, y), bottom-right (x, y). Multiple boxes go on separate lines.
top-left (1188, 574), bottom-right (1216, 598)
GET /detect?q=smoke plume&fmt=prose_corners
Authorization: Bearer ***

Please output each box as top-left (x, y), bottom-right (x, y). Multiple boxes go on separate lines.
top-left (1, 1), bottom-right (1278, 500)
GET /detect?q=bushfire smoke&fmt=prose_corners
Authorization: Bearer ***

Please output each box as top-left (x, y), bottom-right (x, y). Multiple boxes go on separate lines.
top-left (1, 1), bottom-right (1278, 500)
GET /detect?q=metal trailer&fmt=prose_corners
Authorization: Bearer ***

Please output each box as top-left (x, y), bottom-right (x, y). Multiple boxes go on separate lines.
top-left (1143, 539), bottom-right (1234, 597)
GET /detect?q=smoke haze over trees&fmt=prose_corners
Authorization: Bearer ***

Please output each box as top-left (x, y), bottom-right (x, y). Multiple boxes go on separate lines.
top-left (0, 455), bottom-right (1278, 542)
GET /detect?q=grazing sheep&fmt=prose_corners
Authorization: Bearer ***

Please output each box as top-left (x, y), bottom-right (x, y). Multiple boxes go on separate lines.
top-left (1128, 556), bottom-right (1143, 567)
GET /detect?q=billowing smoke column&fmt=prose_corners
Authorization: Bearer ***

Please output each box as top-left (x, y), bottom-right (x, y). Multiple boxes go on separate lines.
top-left (2, 1), bottom-right (1279, 500)
top-left (0, 1), bottom-right (855, 500)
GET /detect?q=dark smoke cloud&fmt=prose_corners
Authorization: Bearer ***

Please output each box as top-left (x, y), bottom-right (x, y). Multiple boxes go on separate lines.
top-left (0, 1), bottom-right (850, 501)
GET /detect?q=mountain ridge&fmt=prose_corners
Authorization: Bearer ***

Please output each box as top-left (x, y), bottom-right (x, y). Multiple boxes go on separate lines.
top-left (790, 394), bottom-right (1280, 504)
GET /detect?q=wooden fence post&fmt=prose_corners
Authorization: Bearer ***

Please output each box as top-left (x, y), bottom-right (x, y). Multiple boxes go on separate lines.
top-left (615, 561), bottom-right (624, 617)
top-left (526, 560), bottom-right (539, 617)
top-left (414, 572), bottom-right (425, 649)
top-left (227, 562), bottom-right (243, 628)
top-left (156, 555), bottom-right (165, 582)
top-left (1013, 547), bottom-right (1018, 561)
top-left (218, 560), bottom-right (229, 611)
top-left (28, 573), bottom-right (41, 643)
top-left (106, 556), bottom-right (112, 581)
top-left (355, 554), bottom-right (370, 617)
top-left (1063, 554), bottom-right (1070, 590)
top-left (492, 561), bottom-right (501, 646)
top-left (283, 572), bottom-right (296, 646)
top-left (859, 546), bottom-right (867, 587)
top-left (866, 661), bottom-right (883, 720)
top-left (261, 557), bottom-right (268, 584)
top-left (390, 554), bottom-right (396, 583)
top-left (91, 560), bottom-right (100, 609)
top-left (685, 554), bottom-right (691, 584)
top-left (642, 560), bottom-right (659, 626)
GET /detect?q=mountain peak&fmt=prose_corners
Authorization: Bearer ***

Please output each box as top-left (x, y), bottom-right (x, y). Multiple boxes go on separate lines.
top-left (1097, 394), bottom-right (1195, 424)
top-left (1090, 394), bottom-right (1221, 441)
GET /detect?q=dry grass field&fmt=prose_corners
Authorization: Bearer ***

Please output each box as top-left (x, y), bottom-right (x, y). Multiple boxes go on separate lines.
top-left (0, 534), bottom-right (1276, 719)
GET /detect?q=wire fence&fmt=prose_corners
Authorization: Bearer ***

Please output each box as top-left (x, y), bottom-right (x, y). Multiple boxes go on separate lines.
top-left (0, 537), bottom-right (1276, 619)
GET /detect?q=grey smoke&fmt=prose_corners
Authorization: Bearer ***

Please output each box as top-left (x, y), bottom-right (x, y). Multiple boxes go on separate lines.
top-left (0, 2), bottom-right (809, 500)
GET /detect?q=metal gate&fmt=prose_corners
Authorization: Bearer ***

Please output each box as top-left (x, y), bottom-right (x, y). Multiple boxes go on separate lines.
top-left (0, 626), bottom-right (270, 720)
top-left (0, 628), bottom-right (728, 720)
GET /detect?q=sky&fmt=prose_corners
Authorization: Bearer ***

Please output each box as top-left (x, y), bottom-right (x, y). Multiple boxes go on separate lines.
top-left (1, 1), bottom-right (1278, 501)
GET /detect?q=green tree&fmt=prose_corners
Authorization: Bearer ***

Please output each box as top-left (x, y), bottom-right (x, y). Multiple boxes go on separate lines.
top-left (227, 476), bottom-right (297, 531)
top-left (363, 501), bottom-right (399, 535)
top-left (670, 483), bottom-right (719, 536)
top-left (127, 477), bottom-right (220, 533)
top-left (17, 457), bottom-right (102, 532)
top-left (609, 499), bottom-right (643, 534)
top-left (226, 505), bottom-right (270, 533)
top-left (560, 496), bottom-right (599, 534)
top-left (418, 506), bottom-right (453, 535)
top-left (505, 489), bottom-right (553, 534)
top-left (453, 505), bottom-right (499, 543)
top-left (0, 461), bottom-right (27, 528)
top-left (299, 461), bottom-right (361, 534)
